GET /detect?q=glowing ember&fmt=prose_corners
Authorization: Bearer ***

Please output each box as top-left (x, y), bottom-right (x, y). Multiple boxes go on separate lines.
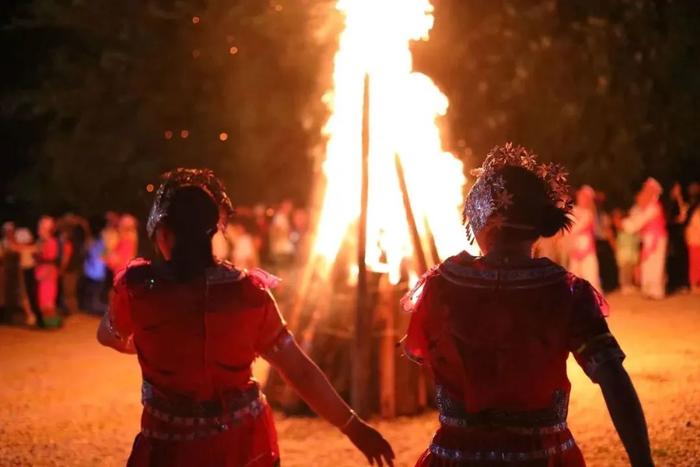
top-left (312, 0), bottom-right (468, 283)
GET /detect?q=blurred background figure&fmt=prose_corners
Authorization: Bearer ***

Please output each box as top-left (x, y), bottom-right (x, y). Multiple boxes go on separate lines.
top-left (81, 216), bottom-right (108, 314)
top-left (102, 211), bottom-right (120, 286)
top-left (686, 182), bottom-right (700, 293)
top-left (35, 216), bottom-right (61, 328)
top-left (228, 220), bottom-right (259, 270)
top-left (58, 215), bottom-right (88, 315)
top-left (106, 214), bottom-right (138, 274)
top-left (568, 185), bottom-right (602, 292)
top-left (1, 222), bottom-right (23, 324)
top-left (612, 208), bottom-right (640, 294)
top-left (594, 191), bottom-right (619, 292)
top-left (665, 182), bottom-right (689, 294)
top-left (290, 207), bottom-right (309, 253)
top-left (623, 178), bottom-right (668, 300)
top-left (252, 204), bottom-right (271, 264)
top-left (269, 199), bottom-right (295, 267)
top-left (15, 227), bottom-right (41, 326)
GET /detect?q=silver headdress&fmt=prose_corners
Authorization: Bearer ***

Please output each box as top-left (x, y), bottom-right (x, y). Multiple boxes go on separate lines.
top-left (146, 168), bottom-right (234, 238)
top-left (463, 143), bottom-right (573, 241)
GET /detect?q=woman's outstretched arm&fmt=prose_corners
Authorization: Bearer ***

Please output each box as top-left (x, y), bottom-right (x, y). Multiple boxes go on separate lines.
top-left (595, 359), bottom-right (653, 467)
top-left (264, 336), bottom-right (395, 467)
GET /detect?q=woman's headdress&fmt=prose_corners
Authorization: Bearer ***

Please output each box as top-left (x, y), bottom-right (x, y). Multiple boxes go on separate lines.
top-left (147, 168), bottom-right (234, 238)
top-left (463, 143), bottom-right (573, 241)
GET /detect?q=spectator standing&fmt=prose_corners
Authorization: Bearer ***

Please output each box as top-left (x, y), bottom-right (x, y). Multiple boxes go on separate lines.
top-left (686, 182), bottom-right (700, 293)
top-left (229, 221), bottom-right (259, 269)
top-left (102, 211), bottom-right (120, 286)
top-left (568, 186), bottom-right (602, 292)
top-left (665, 182), bottom-right (690, 293)
top-left (14, 227), bottom-right (41, 326)
top-left (252, 204), bottom-right (271, 264)
top-left (269, 200), bottom-right (295, 267)
top-left (35, 216), bottom-right (61, 327)
top-left (1, 223), bottom-right (18, 320)
top-left (106, 214), bottom-right (138, 274)
top-left (612, 209), bottom-right (640, 294)
top-left (290, 207), bottom-right (309, 252)
top-left (594, 192), bottom-right (619, 292)
top-left (623, 178), bottom-right (668, 300)
top-left (60, 217), bottom-right (87, 314)
top-left (82, 217), bottom-right (109, 314)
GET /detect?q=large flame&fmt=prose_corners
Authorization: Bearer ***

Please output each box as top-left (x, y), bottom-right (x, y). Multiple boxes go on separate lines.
top-left (312, 0), bottom-right (467, 283)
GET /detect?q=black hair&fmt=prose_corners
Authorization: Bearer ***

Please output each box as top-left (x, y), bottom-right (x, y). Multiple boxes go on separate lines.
top-left (490, 165), bottom-right (572, 243)
top-left (162, 186), bottom-right (219, 280)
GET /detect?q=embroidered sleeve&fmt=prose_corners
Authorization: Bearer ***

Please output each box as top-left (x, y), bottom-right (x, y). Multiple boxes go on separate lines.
top-left (401, 275), bottom-right (436, 365)
top-left (568, 278), bottom-right (625, 382)
top-left (108, 268), bottom-right (134, 344)
top-left (256, 291), bottom-right (293, 355)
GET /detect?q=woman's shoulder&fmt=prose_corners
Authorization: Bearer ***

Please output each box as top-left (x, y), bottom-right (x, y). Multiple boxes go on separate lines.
top-left (207, 262), bottom-right (281, 308)
top-left (118, 257), bottom-right (154, 287)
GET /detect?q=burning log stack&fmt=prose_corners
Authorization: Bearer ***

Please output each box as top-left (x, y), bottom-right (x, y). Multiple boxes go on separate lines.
top-left (265, 0), bottom-right (469, 418)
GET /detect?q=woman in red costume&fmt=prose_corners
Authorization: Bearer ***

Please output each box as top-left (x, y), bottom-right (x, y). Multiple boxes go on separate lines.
top-left (403, 144), bottom-right (653, 466)
top-left (98, 169), bottom-right (394, 467)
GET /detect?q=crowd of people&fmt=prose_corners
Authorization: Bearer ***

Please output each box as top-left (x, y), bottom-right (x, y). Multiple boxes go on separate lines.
top-left (536, 178), bottom-right (700, 300)
top-left (0, 213), bottom-right (137, 327)
top-left (2, 175), bottom-right (698, 330)
top-left (0, 201), bottom-right (310, 328)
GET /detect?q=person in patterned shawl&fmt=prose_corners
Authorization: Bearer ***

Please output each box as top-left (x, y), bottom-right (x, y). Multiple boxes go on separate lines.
top-left (97, 169), bottom-right (394, 467)
top-left (403, 144), bottom-right (652, 466)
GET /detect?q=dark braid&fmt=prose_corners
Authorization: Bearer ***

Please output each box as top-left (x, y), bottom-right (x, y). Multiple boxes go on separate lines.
top-left (163, 186), bottom-right (219, 280)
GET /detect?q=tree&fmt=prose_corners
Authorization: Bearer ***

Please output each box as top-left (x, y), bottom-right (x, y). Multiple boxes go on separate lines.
top-left (4, 0), bottom-right (337, 218)
top-left (415, 0), bottom-right (700, 204)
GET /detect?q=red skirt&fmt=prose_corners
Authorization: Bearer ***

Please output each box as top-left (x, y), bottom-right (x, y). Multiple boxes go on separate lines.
top-left (415, 427), bottom-right (586, 467)
top-left (127, 403), bottom-right (279, 467)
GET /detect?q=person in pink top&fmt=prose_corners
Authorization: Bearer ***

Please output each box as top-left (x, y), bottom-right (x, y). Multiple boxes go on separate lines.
top-left (623, 178), bottom-right (668, 300)
top-left (685, 182), bottom-right (700, 293)
top-left (35, 216), bottom-right (61, 328)
top-left (567, 185), bottom-right (602, 292)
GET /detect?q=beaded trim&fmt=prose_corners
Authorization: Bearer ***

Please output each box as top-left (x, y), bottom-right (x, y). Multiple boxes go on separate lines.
top-left (439, 414), bottom-right (568, 435)
top-left (266, 329), bottom-right (295, 354)
top-left (438, 259), bottom-right (567, 289)
top-left (141, 395), bottom-right (265, 441)
top-left (205, 263), bottom-right (244, 285)
top-left (429, 438), bottom-right (576, 462)
top-left (582, 347), bottom-right (626, 381)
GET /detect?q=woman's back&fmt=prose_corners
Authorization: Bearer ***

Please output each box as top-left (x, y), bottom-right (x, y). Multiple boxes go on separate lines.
top-left (112, 259), bottom-right (284, 400)
top-left (405, 252), bottom-right (623, 465)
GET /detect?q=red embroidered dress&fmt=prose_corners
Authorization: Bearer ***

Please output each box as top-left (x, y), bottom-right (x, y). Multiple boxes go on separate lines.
top-left (403, 252), bottom-right (625, 466)
top-left (109, 259), bottom-right (289, 467)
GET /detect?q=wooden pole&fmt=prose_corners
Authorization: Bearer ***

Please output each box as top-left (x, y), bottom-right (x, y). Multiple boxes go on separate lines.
top-left (394, 153), bottom-right (429, 409)
top-left (394, 154), bottom-right (428, 274)
top-left (377, 274), bottom-right (396, 418)
top-left (352, 74), bottom-right (372, 418)
top-left (423, 219), bottom-right (442, 266)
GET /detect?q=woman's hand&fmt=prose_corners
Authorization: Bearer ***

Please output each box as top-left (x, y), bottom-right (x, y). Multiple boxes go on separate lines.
top-left (343, 416), bottom-right (395, 467)
top-left (264, 334), bottom-right (394, 466)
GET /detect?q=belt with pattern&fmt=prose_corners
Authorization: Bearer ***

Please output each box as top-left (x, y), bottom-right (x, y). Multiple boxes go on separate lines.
top-left (439, 414), bottom-right (569, 435)
top-left (430, 438), bottom-right (576, 462)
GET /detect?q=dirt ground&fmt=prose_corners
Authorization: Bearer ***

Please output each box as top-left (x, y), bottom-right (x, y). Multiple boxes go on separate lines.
top-left (1, 292), bottom-right (698, 467)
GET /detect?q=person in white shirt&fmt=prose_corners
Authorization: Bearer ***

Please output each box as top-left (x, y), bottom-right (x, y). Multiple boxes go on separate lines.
top-left (623, 178), bottom-right (668, 300)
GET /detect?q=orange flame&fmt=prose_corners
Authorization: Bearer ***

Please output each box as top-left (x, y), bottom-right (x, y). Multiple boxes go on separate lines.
top-left (312, 0), bottom-right (468, 283)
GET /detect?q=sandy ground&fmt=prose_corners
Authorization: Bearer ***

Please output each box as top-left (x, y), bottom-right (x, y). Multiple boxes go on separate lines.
top-left (1, 292), bottom-right (699, 467)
